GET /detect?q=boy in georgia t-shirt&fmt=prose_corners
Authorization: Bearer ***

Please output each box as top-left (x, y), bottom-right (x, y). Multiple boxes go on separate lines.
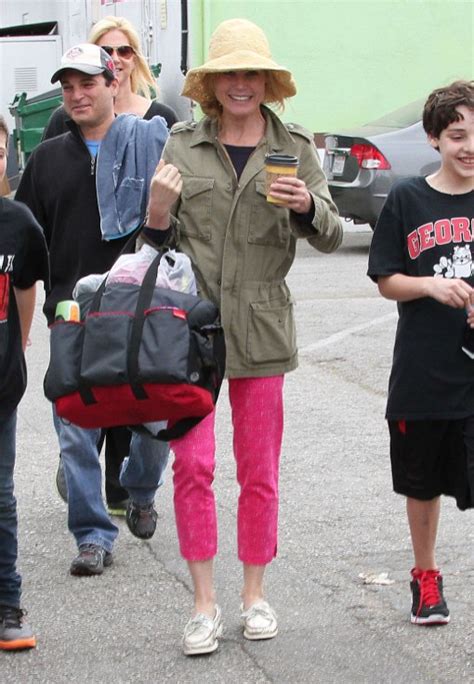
top-left (0, 115), bottom-right (49, 650)
top-left (368, 80), bottom-right (474, 626)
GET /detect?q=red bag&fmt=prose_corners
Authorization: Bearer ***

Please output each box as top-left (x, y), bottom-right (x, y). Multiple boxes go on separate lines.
top-left (44, 250), bottom-right (225, 441)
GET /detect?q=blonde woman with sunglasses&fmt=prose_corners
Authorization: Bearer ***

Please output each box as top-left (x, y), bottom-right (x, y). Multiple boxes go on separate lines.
top-left (43, 16), bottom-right (177, 139)
top-left (90, 16), bottom-right (177, 124)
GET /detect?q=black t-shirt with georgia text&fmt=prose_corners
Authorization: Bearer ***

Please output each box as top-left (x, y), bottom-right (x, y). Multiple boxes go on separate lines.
top-left (0, 198), bottom-right (49, 420)
top-left (368, 176), bottom-right (474, 421)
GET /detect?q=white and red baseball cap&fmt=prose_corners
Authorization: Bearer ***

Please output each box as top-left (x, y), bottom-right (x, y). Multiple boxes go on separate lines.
top-left (51, 43), bottom-right (116, 83)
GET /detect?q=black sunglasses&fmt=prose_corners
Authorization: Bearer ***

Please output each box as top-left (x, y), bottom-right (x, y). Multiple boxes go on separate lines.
top-left (101, 45), bottom-right (135, 59)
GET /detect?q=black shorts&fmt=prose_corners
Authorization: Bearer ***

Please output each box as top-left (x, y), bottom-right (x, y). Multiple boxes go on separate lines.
top-left (388, 417), bottom-right (474, 510)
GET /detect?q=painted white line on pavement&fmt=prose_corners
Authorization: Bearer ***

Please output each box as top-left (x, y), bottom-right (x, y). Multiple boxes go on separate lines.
top-left (300, 311), bottom-right (398, 354)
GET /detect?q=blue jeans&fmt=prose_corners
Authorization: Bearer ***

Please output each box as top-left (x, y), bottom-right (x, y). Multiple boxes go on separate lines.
top-left (120, 429), bottom-right (169, 504)
top-left (53, 410), bottom-right (169, 552)
top-left (0, 410), bottom-right (21, 608)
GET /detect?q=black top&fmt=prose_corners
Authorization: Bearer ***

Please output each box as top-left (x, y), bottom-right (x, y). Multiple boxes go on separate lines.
top-left (42, 99), bottom-right (178, 141)
top-left (368, 176), bottom-right (474, 420)
top-left (16, 122), bottom-right (132, 325)
top-left (143, 100), bottom-right (178, 128)
top-left (0, 198), bottom-right (49, 419)
top-left (224, 144), bottom-right (254, 180)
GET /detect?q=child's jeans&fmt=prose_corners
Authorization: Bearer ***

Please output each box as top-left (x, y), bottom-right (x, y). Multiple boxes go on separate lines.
top-left (171, 376), bottom-right (284, 565)
top-left (0, 410), bottom-right (21, 608)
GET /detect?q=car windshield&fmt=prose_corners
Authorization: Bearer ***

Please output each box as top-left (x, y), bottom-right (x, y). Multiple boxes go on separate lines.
top-left (367, 99), bottom-right (424, 128)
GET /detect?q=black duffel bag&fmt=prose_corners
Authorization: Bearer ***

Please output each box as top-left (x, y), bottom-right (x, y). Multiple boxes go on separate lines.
top-left (44, 249), bottom-right (225, 441)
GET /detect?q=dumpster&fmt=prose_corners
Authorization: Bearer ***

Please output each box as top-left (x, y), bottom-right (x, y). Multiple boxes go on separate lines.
top-left (9, 87), bottom-right (62, 172)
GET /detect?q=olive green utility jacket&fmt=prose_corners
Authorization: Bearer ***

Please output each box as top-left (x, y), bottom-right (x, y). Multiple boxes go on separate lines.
top-left (163, 106), bottom-right (342, 378)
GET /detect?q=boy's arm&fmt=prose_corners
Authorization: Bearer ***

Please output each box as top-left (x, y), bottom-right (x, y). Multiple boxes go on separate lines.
top-left (378, 273), bottom-right (472, 309)
top-left (14, 284), bottom-right (37, 352)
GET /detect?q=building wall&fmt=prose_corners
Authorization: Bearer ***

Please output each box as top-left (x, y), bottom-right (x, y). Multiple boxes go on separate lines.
top-left (190, 0), bottom-right (474, 131)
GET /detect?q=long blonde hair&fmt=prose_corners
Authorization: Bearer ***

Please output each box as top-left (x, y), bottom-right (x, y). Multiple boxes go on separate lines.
top-left (88, 16), bottom-right (157, 98)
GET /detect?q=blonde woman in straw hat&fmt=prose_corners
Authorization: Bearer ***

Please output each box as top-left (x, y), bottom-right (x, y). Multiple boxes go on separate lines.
top-left (144, 18), bottom-right (342, 655)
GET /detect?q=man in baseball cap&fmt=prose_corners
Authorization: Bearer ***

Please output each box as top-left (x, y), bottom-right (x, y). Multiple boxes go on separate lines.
top-left (48, 43), bottom-right (119, 137)
top-left (15, 41), bottom-right (170, 577)
top-left (51, 43), bottom-right (116, 83)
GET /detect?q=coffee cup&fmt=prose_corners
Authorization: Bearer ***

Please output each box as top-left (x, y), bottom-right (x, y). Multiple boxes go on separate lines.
top-left (264, 154), bottom-right (299, 204)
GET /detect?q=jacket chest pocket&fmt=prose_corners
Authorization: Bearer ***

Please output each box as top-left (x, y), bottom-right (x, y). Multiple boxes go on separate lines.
top-left (247, 181), bottom-right (291, 248)
top-left (179, 177), bottom-right (214, 241)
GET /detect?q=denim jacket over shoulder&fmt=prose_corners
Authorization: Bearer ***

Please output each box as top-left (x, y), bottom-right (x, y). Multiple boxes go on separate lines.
top-left (97, 113), bottom-right (168, 240)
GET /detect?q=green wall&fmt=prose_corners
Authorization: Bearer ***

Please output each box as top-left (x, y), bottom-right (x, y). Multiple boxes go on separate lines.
top-left (190, 0), bottom-right (474, 132)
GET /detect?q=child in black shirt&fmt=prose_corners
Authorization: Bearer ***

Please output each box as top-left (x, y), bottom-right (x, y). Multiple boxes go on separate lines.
top-left (368, 80), bottom-right (474, 626)
top-left (0, 115), bottom-right (49, 649)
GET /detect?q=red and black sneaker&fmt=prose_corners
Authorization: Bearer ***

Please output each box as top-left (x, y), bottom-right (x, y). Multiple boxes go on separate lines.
top-left (410, 568), bottom-right (450, 625)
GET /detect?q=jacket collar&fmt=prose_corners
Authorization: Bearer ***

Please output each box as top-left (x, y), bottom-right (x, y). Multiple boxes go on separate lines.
top-left (189, 105), bottom-right (297, 154)
top-left (66, 116), bottom-right (82, 139)
top-left (65, 114), bottom-right (118, 142)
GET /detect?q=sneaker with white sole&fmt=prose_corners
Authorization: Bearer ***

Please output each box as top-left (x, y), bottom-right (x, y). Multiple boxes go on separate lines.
top-left (241, 600), bottom-right (278, 640)
top-left (410, 568), bottom-right (450, 625)
top-left (182, 605), bottom-right (223, 655)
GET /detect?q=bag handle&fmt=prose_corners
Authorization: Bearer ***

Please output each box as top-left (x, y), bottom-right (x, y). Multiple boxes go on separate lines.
top-left (127, 248), bottom-right (167, 399)
top-left (78, 245), bottom-right (166, 404)
top-left (87, 228), bottom-right (143, 315)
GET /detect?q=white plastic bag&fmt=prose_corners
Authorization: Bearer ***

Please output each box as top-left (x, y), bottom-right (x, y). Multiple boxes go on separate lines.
top-left (73, 273), bottom-right (108, 300)
top-left (156, 250), bottom-right (197, 295)
top-left (107, 244), bottom-right (156, 286)
top-left (107, 245), bottom-right (197, 295)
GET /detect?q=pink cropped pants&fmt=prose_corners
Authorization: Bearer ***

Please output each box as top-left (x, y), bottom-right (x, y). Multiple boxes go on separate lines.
top-left (171, 376), bottom-right (284, 565)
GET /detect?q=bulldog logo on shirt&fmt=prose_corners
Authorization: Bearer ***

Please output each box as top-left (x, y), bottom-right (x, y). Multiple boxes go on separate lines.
top-left (433, 244), bottom-right (474, 279)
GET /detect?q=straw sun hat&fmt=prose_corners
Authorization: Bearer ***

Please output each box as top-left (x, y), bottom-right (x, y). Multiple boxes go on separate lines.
top-left (182, 18), bottom-right (297, 108)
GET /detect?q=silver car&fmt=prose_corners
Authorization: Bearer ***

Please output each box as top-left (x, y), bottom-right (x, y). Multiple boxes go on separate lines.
top-left (323, 99), bottom-right (441, 229)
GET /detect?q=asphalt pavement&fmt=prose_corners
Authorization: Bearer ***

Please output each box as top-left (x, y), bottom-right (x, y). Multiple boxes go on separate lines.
top-left (3, 225), bottom-right (474, 683)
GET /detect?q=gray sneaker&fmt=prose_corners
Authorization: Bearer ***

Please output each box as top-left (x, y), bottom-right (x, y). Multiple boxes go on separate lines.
top-left (70, 544), bottom-right (113, 576)
top-left (0, 605), bottom-right (36, 650)
top-left (126, 500), bottom-right (157, 539)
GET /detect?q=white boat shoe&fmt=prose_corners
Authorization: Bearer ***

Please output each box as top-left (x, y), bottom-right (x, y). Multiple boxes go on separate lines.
top-left (241, 600), bottom-right (278, 640)
top-left (182, 604), bottom-right (223, 656)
